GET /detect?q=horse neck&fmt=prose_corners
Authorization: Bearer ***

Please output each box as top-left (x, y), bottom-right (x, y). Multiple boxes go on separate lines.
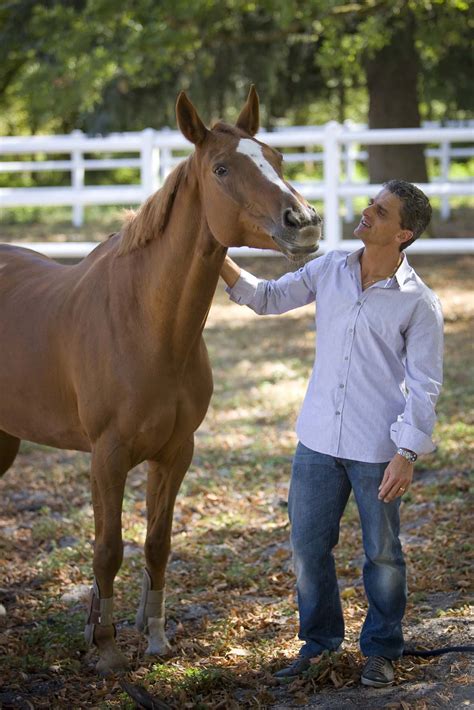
top-left (129, 172), bottom-right (226, 361)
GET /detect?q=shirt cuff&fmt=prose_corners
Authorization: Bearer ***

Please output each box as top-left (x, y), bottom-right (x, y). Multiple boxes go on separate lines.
top-left (390, 420), bottom-right (435, 456)
top-left (225, 268), bottom-right (262, 305)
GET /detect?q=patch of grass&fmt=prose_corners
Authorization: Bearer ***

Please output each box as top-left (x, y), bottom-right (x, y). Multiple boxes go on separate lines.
top-left (180, 666), bottom-right (233, 694)
top-left (0, 611), bottom-right (85, 676)
top-left (30, 509), bottom-right (63, 544)
top-left (144, 663), bottom-right (235, 706)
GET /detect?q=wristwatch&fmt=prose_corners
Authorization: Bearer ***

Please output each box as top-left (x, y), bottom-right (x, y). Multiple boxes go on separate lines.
top-left (396, 447), bottom-right (418, 463)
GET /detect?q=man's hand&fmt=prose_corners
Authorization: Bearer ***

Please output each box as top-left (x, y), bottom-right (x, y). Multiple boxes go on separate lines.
top-left (220, 255), bottom-right (241, 288)
top-left (378, 454), bottom-right (414, 503)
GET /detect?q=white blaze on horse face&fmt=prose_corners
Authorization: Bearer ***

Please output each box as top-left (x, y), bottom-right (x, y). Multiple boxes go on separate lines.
top-left (236, 139), bottom-right (293, 197)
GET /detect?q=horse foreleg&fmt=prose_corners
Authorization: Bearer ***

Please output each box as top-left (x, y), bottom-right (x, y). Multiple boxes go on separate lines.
top-left (85, 438), bottom-right (130, 674)
top-left (136, 438), bottom-right (194, 655)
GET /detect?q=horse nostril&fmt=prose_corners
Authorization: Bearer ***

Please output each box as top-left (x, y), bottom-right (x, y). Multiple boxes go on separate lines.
top-left (308, 204), bottom-right (322, 225)
top-left (283, 208), bottom-right (301, 229)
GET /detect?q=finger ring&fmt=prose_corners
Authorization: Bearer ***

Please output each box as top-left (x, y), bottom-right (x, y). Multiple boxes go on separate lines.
top-left (399, 487), bottom-right (406, 492)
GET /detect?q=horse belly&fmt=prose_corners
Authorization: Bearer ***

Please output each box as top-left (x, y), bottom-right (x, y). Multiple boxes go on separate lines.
top-left (0, 368), bottom-right (89, 451)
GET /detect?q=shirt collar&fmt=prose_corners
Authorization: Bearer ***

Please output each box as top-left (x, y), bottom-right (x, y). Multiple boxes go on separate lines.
top-left (394, 252), bottom-right (414, 287)
top-left (346, 248), bottom-right (414, 288)
top-left (346, 247), bottom-right (364, 268)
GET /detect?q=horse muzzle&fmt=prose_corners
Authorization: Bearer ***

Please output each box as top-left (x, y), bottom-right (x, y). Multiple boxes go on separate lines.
top-left (272, 218), bottom-right (323, 263)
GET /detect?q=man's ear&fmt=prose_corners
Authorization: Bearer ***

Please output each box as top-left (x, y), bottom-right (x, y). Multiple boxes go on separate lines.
top-left (235, 85), bottom-right (260, 137)
top-left (176, 92), bottom-right (209, 145)
top-left (397, 229), bottom-right (413, 247)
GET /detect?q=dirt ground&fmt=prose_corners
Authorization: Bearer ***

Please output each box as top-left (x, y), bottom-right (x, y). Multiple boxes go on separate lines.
top-left (0, 253), bottom-right (473, 709)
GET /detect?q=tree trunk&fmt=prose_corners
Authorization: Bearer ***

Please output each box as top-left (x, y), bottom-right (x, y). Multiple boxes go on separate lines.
top-left (365, 12), bottom-right (428, 184)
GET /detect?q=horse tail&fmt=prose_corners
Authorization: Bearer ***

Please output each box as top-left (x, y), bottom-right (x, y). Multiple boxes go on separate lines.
top-left (403, 645), bottom-right (474, 657)
top-left (0, 431), bottom-right (21, 476)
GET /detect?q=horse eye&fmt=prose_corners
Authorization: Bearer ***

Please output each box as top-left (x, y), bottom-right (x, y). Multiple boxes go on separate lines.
top-left (213, 165), bottom-right (228, 177)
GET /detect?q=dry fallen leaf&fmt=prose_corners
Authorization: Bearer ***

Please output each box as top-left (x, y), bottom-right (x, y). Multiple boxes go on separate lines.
top-left (227, 647), bottom-right (251, 657)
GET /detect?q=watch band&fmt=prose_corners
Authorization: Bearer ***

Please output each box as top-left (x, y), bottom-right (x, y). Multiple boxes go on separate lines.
top-left (397, 447), bottom-right (418, 462)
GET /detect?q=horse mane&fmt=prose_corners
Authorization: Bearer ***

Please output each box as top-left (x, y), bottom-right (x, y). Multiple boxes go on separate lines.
top-left (118, 158), bottom-right (190, 255)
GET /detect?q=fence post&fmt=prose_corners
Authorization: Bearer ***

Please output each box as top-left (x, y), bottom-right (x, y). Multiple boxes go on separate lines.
top-left (440, 140), bottom-right (451, 220)
top-left (71, 129), bottom-right (84, 227)
top-left (343, 120), bottom-right (357, 223)
top-left (160, 147), bottom-right (173, 182)
top-left (323, 121), bottom-right (342, 251)
top-left (141, 128), bottom-right (160, 198)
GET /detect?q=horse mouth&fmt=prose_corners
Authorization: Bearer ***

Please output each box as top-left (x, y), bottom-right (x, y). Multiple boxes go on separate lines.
top-left (272, 224), bottom-right (322, 263)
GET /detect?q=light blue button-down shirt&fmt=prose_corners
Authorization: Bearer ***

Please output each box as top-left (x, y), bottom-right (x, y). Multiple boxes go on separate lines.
top-left (226, 248), bottom-right (444, 463)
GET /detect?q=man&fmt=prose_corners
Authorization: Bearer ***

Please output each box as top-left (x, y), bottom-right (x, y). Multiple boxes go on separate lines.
top-left (220, 180), bottom-right (444, 687)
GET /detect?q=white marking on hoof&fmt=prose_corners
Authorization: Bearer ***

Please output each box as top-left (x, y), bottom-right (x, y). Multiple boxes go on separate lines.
top-left (145, 617), bottom-right (172, 656)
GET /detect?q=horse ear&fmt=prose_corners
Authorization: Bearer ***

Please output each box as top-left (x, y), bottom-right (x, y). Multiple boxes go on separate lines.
top-left (176, 92), bottom-right (209, 145)
top-left (235, 85), bottom-right (260, 137)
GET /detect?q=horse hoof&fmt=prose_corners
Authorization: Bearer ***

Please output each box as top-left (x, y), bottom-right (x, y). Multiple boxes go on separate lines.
top-left (144, 617), bottom-right (172, 656)
top-left (145, 639), bottom-right (173, 657)
top-left (95, 648), bottom-right (129, 675)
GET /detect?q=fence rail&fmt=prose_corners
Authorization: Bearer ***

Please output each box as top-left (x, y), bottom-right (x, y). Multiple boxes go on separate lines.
top-left (1, 123), bottom-right (473, 258)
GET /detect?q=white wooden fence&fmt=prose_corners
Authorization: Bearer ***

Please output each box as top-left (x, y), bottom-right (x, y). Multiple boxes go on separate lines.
top-left (1, 123), bottom-right (473, 258)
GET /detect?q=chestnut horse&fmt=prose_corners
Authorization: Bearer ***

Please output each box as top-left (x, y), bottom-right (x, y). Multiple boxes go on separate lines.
top-left (0, 87), bottom-right (321, 673)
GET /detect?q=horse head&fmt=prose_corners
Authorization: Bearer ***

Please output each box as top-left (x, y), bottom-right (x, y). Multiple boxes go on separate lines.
top-left (176, 86), bottom-right (322, 262)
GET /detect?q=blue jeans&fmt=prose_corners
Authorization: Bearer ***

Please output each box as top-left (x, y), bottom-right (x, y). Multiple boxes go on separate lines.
top-left (288, 442), bottom-right (406, 660)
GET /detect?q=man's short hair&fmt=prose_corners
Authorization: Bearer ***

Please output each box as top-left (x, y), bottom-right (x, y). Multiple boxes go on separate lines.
top-left (384, 179), bottom-right (432, 250)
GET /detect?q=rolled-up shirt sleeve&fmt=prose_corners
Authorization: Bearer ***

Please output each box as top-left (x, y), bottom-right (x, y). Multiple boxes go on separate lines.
top-left (225, 256), bottom-right (326, 315)
top-left (390, 295), bottom-right (444, 455)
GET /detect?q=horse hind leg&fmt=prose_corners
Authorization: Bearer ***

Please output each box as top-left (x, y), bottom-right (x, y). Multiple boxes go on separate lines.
top-left (137, 438), bottom-right (194, 655)
top-left (0, 431), bottom-right (21, 476)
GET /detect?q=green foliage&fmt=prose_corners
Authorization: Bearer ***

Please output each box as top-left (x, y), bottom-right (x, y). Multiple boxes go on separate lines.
top-left (0, 1), bottom-right (471, 135)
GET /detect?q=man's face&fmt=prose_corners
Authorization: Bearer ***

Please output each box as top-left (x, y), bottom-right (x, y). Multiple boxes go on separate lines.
top-left (354, 189), bottom-right (411, 248)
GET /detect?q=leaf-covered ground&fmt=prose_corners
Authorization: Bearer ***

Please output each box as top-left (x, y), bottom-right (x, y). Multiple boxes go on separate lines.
top-left (0, 254), bottom-right (472, 709)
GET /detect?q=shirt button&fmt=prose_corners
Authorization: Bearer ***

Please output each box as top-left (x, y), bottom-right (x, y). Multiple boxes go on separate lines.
top-left (356, 301), bottom-right (362, 306)
top-left (348, 328), bottom-right (353, 334)
top-left (335, 411), bottom-right (341, 415)
top-left (339, 384), bottom-right (344, 388)
top-left (344, 356), bottom-right (349, 360)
